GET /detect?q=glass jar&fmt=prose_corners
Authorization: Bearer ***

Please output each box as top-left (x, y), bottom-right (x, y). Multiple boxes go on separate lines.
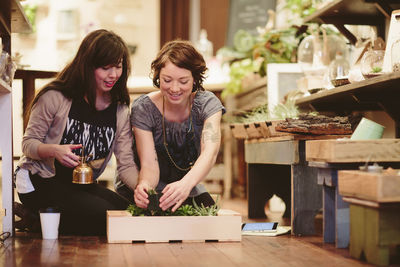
top-left (361, 49), bottom-right (385, 79)
top-left (392, 39), bottom-right (400, 72)
top-left (298, 33), bottom-right (347, 76)
top-left (329, 52), bottom-right (350, 87)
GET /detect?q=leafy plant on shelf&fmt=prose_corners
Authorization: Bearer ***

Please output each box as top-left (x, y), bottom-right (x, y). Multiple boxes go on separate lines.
top-left (22, 4), bottom-right (37, 33)
top-left (284, 0), bottom-right (324, 19)
top-left (229, 91), bottom-right (304, 124)
top-left (218, 27), bottom-right (304, 98)
top-left (372, 67), bottom-right (382, 73)
top-left (126, 190), bottom-right (220, 216)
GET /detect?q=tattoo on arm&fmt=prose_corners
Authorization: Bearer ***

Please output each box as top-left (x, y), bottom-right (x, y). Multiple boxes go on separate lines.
top-left (202, 122), bottom-right (220, 143)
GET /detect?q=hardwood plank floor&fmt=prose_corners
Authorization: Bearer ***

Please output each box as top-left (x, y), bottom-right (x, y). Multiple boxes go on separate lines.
top-left (0, 198), bottom-right (397, 266)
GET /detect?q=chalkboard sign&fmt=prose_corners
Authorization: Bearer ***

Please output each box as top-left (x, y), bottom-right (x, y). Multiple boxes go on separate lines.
top-left (226, 0), bottom-right (277, 47)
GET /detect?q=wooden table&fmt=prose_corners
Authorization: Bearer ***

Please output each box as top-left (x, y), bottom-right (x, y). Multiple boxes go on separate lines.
top-left (14, 69), bottom-right (58, 130)
top-left (245, 136), bottom-right (323, 236)
top-left (306, 139), bottom-right (400, 248)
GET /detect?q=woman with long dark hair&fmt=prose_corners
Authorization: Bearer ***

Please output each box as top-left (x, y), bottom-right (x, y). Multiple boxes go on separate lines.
top-left (15, 29), bottom-right (138, 235)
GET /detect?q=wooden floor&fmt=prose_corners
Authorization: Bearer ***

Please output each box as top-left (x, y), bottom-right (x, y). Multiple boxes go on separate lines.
top-left (0, 198), bottom-right (393, 267)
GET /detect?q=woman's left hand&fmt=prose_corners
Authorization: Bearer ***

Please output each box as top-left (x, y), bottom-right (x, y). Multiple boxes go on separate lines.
top-left (159, 180), bottom-right (192, 212)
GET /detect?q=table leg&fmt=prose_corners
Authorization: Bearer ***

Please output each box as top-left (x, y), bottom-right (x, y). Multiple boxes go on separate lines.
top-left (323, 185), bottom-right (335, 243)
top-left (292, 164), bottom-right (321, 235)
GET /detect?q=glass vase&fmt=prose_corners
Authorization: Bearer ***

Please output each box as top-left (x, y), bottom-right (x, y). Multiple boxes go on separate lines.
top-left (361, 49), bottom-right (385, 79)
top-left (392, 39), bottom-right (400, 72)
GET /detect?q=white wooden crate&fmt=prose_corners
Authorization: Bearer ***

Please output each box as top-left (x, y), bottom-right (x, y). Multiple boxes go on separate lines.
top-left (107, 209), bottom-right (242, 243)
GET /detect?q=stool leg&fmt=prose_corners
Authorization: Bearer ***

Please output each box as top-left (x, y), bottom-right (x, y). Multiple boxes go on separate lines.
top-left (335, 191), bottom-right (349, 248)
top-left (350, 205), bottom-right (365, 261)
top-left (323, 185), bottom-right (335, 243)
top-left (364, 206), bottom-right (389, 266)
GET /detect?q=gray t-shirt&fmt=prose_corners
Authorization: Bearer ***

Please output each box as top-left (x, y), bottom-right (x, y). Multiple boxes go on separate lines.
top-left (130, 90), bottom-right (225, 196)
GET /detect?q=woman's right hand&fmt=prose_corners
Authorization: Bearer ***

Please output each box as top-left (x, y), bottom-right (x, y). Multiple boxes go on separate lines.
top-left (54, 144), bottom-right (82, 168)
top-left (134, 182), bottom-right (150, 209)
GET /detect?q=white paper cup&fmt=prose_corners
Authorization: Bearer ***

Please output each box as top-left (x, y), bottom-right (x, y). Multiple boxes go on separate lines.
top-left (39, 207), bottom-right (60, 239)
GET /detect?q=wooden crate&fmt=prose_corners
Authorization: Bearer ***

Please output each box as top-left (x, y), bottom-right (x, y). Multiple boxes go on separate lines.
top-left (230, 123), bottom-right (248, 139)
top-left (338, 170), bottom-right (400, 202)
top-left (107, 209), bottom-right (242, 243)
top-left (230, 120), bottom-right (286, 140)
top-left (306, 139), bottom-right (400, 163)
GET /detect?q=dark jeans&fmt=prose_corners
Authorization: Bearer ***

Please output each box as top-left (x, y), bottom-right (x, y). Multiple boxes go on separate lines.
top-left (18, 172), bottom-right (131, 236)
top-left (116, 183), bottom-right (215, 208)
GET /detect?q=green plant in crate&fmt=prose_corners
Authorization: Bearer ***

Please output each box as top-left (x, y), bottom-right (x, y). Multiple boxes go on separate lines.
top-left (126, 191), bottom-right (220, 216)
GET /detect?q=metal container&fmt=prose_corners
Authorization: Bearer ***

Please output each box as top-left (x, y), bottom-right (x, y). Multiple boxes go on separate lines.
top-left (72, 146), bottom-right (94, 184)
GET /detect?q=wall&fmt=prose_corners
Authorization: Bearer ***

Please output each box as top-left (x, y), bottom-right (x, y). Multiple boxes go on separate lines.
top-left (12, 0), bottom-right (159, 75)
top-left (11, 0), bottom-right (160, 156)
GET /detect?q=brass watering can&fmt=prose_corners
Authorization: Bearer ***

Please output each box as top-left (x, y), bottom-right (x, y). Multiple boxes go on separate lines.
top-left (72, 146), bottom-right (94, 184)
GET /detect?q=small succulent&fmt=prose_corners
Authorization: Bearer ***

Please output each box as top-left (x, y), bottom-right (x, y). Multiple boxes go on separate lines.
top-left (372, 66), bottom-right (382, 73)
top-left (127, 204), bottom-right (146, 216)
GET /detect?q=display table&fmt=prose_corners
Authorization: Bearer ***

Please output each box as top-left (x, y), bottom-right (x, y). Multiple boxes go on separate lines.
top-left (245, 137), bottom-right (322, 236)
top-left (306, 139), bottom-right (400, 248)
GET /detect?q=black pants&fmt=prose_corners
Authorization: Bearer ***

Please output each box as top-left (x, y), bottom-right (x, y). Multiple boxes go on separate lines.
top-left (117, 183), bottom-right (215, 208)
top-left (18, 173), bottom-right (131, 236)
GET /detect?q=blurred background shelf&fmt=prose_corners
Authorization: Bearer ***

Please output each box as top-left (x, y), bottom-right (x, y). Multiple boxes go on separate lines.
top-left (304, 0), bottom-right (400, 44)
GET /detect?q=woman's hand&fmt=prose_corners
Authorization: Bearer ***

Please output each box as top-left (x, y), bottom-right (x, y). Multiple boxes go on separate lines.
top-left (159, 180), bottom-right (192, 212)
top-left (134, 182), bottom-right (151, 209)
top-left (53, 144), bottom-right (82, 168)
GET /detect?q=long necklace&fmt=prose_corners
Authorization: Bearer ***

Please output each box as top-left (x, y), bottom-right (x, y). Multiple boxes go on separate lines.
top-left (162, 95), bottom-right (194, 171)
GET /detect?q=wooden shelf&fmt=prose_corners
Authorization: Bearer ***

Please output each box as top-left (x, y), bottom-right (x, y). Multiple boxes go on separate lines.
top-left (11, 0), bottom-right (32, 33)
top-left (304, 0), bottom-right (400, 44)
top-left (296, 71), bottom-right (400, 134)
top-left (296, 71), bottom-right (400, 111)
top-left (0, 79), bottom-right (11, 93)
top-left (0, 0), bottom-right (32, 235)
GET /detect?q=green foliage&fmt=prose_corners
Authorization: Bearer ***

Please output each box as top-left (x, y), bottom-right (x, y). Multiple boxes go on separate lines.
top-left (126, 191), bottom-right (220, 217)
top-left (252, 27), bottom-right (299, 76)
top-left (285, 0), bottom-right (323, 19)
top-left (271, 96), bottom-right (299, 120)
top-left (192, 196), bottom-right (220, 216)
top-left (173, 204), bottom-right (196, 216)
top-left (230, 91), bottom-right (302, 123)
top-left (127, 204), bottom-right (146, 216)
top-left (222, 58), bottom-right (258, 98)
top-left (234, 30), bottom-right (255, 53)
top-left (22, 4), bottom-right (37, 33)
top-left (372, 67), bottom-right (382, 73)
top-left (218, 26), bottom-right (302, 98)
top-left (234, 104), bottom-right (271, 123)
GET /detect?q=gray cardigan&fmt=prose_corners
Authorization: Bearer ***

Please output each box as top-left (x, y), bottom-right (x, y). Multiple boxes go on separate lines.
top-left (18, 90), bottom-right (139, 190)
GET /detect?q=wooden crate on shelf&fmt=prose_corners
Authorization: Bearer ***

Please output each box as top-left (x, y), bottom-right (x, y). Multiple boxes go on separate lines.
top-left (306, 139), bottom-right (400, 163)
top-left (230, 120), bottom-right (286, 140)
top-left (107, 209), bottom-right (242, 243)
top-left (338, 169), bottom-right (400, 202)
